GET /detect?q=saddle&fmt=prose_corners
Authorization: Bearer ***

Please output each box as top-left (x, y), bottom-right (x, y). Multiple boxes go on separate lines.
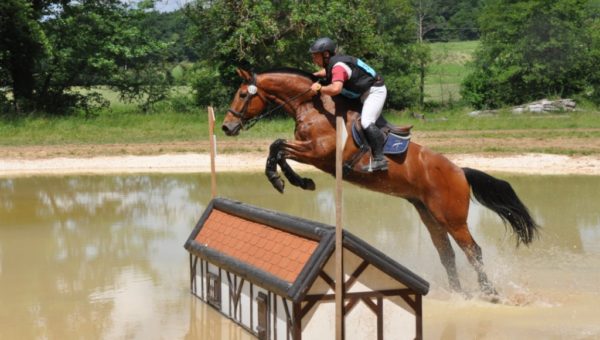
top-left (346, 117), bottom-right (412, 173)
top-left (351, 117), bottom-right (412, 154)
top-left (374, 115), bottom-right (412, 137)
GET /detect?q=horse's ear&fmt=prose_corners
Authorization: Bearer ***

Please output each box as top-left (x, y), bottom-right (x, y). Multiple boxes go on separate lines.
top-left (236, 68), bottom-right (252, 82)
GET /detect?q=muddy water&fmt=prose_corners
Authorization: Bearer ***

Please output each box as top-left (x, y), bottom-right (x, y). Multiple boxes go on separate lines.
top-left (0, 173), bottom-right (599, 339)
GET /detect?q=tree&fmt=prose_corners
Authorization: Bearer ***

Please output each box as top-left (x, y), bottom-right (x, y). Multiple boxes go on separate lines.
top-left (587, 0), bottom-right (600, 104)
top-left (461, 0), bottom-right (596, 109)
top-left (139, 9), bottom-right (198, 63)
top-left (409, 0), bottom-right (484, 42)
top-left (0, 0), bottom-right (48, 112)
top-left (0, 0), bottom-right (169, 115)
top-left (186, 0), bottom-right (421, 109)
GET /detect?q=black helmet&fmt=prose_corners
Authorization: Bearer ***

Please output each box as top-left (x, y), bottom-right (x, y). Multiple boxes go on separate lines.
top-left (309, 37), bottom-right (336, 54)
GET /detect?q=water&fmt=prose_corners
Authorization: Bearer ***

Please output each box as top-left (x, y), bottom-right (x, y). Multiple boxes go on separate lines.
top-left (0, 173), bottom-right (599, 339)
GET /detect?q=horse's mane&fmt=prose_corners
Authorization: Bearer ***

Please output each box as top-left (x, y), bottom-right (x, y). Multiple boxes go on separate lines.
top-left (258, 67), bottom-right (318, 82)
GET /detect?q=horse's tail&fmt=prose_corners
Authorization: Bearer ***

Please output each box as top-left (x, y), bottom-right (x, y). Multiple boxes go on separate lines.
top-left (463, 167), bottom-right (539, 245)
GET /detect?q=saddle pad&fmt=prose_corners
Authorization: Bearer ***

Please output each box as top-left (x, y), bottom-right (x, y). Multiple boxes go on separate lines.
top-left (351, 124), bottom-right (410, 155)
top-left (384, 133), bottom-right (410, 154)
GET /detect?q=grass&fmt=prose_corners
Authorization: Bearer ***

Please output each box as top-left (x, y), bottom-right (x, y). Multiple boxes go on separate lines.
top-left (2, 103), bottom-right (598, 150)
top-left (1, 40), bottom-right (598, 155)
top-left (425, 40), bottom-right (479, 103)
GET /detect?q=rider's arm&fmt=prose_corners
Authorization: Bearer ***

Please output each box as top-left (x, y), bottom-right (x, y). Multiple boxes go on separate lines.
top-left (316, 81), bottom-right (343, 96)
top-left (311, 63), bottom-right (346, 96)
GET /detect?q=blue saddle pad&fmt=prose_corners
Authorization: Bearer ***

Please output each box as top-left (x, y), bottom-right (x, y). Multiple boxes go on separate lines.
top-left (351, 124), bottom-right (410, 155)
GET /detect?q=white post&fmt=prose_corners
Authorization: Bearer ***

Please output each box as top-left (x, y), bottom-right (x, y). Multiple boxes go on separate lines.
top-left (335, 114), bottom-right (344, 340)
top-left (208, 106), bottom-right (217, 199)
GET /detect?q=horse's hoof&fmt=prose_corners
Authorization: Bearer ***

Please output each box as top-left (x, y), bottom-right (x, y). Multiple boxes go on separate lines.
top-left (302, 178), bottom-right (315, 191)
top-left (480, 285), bottom-right (500, 303)
top-left (481, 283), bottom-right (498, 296)
top-left (487, 295), bottom-right (501, 304)
top-left (272, 178), bottom-right (285, 193)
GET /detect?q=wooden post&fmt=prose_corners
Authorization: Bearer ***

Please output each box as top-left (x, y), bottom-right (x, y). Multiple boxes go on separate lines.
top-left (208, 106), bottom-right (217, 198)
top-left (335, 114), bottom-right (344, 340)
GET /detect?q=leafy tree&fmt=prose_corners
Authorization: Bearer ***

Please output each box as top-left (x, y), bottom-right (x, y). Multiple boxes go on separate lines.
top-left (379, 0), bottom-right (422, 108)
top-left (0, 0), bottom-right (48, 112)
top-left (410, 0), bottom-right (483, 42)
top-left (186, 0), bottom-right (421, 109)
top-left (587, 0), bottom-right (600, 104)
top-left (461, 0), bottom-right (596, 109)
top-left (445, 0), bottom-right (484, 41)
top-left (139, 9), bottom-right (198, 63)
top-left (0, 0), bottom-right (170, 115)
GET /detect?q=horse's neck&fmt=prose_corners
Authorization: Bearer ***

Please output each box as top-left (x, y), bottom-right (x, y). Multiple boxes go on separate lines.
top-left (260, 74), bottom-right (312, 116)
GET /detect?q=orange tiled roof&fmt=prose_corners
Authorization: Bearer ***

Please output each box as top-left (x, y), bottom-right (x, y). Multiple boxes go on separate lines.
top-left (195, 209), bottom-right (319, 283)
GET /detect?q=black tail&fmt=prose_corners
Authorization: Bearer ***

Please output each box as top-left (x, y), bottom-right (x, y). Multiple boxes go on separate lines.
top-left (463, 167), bottom-right (539, 245)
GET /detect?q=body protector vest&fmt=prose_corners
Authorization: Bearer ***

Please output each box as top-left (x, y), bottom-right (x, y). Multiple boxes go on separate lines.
top-left (326, 55), bottom-right (383, 99)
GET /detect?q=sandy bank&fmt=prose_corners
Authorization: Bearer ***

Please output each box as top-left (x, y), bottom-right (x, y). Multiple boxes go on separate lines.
top-left (1, 152), bottom-right (599, 177)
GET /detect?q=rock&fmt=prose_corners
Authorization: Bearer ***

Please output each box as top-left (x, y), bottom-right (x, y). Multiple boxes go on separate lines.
top-left (514, 98), bottom-right (576, 113)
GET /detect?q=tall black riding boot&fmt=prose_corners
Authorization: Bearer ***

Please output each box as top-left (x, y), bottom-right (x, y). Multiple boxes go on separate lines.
top-left (362, 123), bottom-right (388, 172)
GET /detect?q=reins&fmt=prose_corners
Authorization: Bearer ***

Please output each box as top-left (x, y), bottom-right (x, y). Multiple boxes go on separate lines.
top-left (228, 73), bottom-right (312, 130)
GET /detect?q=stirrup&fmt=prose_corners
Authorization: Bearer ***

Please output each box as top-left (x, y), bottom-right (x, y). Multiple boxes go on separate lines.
top-left (362, 157), bottom-right (388, 172)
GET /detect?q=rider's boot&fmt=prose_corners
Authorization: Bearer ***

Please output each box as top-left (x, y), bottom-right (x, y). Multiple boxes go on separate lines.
top-left (362, 123), bottom-right (388, 172)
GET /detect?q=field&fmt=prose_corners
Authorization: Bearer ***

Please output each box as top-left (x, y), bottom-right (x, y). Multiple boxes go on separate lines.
top-left (1, 41), bottom-right (599, 157)
top-left (425, 40), bottom-right (479, 103)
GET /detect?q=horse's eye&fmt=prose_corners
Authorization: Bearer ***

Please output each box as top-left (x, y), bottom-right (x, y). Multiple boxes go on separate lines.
top-left (239, 92), bottom-right (247, 98)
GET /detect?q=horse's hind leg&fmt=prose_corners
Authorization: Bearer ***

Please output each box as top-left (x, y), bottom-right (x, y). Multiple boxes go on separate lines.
top-left (445, 224), bottom-right (497, 296)
top-left (411, 200), bottom-right (462, 292)
top-left (424, 196), bottom-right (498, 296)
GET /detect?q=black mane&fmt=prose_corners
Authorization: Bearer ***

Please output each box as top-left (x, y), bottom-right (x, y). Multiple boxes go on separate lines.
top-left (258, 67), bottom-right (318, 82)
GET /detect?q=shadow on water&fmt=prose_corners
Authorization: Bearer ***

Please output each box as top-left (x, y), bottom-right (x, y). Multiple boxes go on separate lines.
top-left (0, 172), bottom-right (599, 339)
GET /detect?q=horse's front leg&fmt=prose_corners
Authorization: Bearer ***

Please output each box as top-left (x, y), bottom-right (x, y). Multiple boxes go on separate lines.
top-left (265, 139), bottom-right (315, 193)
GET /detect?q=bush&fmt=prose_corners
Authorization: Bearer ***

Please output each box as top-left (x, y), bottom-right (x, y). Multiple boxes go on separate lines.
top-left (191, 62), bottom-right (231, 108)
top-left (461, 0), bottom-right (596, 109)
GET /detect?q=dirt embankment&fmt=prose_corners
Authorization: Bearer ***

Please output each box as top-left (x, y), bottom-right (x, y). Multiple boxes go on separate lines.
top-left (1, 130), bottom-right (599, 176)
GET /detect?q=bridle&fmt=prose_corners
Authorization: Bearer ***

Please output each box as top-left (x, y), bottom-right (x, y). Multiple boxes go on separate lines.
top-left (228, 73), bottom-right (311, 130)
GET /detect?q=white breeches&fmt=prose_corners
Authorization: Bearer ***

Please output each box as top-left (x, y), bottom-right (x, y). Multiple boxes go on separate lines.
top-left (360, 85), bottom-right (387, 129)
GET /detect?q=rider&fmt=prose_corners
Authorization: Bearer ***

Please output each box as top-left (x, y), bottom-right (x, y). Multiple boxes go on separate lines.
top-left (309, 37), bottom-right (388, 172)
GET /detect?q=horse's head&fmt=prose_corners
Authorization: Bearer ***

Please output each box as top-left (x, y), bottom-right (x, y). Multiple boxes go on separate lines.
top-left (222, 68), bottom-right (270, 136)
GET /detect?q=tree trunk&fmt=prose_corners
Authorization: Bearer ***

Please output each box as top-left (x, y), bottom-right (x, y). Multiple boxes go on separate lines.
top-left (10, 51), bottom-right (36, 113)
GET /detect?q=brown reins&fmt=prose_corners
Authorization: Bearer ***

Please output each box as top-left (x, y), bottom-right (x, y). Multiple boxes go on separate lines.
top-left (228, 72), bottom-right (312, 130)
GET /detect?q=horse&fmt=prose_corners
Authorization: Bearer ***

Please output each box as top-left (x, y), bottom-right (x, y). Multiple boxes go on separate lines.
top-left (221, 67), bottom-right (539, 296)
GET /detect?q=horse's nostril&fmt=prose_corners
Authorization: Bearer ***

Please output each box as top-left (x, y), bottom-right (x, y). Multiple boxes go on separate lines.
top-left (222, 124), bottom-right (236, 136)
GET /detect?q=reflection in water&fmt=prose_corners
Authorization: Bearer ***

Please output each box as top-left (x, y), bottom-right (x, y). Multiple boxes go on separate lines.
top-left (0, 173), bottom-right (599, 339)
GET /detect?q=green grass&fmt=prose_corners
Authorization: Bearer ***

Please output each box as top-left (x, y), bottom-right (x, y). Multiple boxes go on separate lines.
top-left (0, 109), bottom-right (208, 146)
top-left (425, 40), bottom-right (479, 103)
top-left (2, 102), bottom-right (598, 149)
top-left (1, 38), bottom-right (598, 156)
top-left (386, 106), bottom-right (600, 131)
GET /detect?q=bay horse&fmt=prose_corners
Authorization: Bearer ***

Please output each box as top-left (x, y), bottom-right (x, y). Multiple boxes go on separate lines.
top-left (222, 67), bottom-right (538, 296)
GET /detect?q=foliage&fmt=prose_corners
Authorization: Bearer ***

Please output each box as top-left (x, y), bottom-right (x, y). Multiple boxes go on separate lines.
top-left (587, 0), bottom-right (600, 104)
top-left (411, 0), bottom-right (484, 42)
top-left (0, 0), bottom-right (49, 112)
top-left (138, 8), bottom-right (198, 62)
top-left (0, 0), bottom-right (170, 115)
top-left (185, 0), bottom-right (421, 109)
top-left (461, 0), bottom-right (597, 109)
top-left (189, 61), bottom-right (228, 109)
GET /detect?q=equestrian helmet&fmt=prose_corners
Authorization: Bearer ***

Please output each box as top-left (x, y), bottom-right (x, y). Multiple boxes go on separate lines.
top-left (309, 37), bottom-right (336, 54)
